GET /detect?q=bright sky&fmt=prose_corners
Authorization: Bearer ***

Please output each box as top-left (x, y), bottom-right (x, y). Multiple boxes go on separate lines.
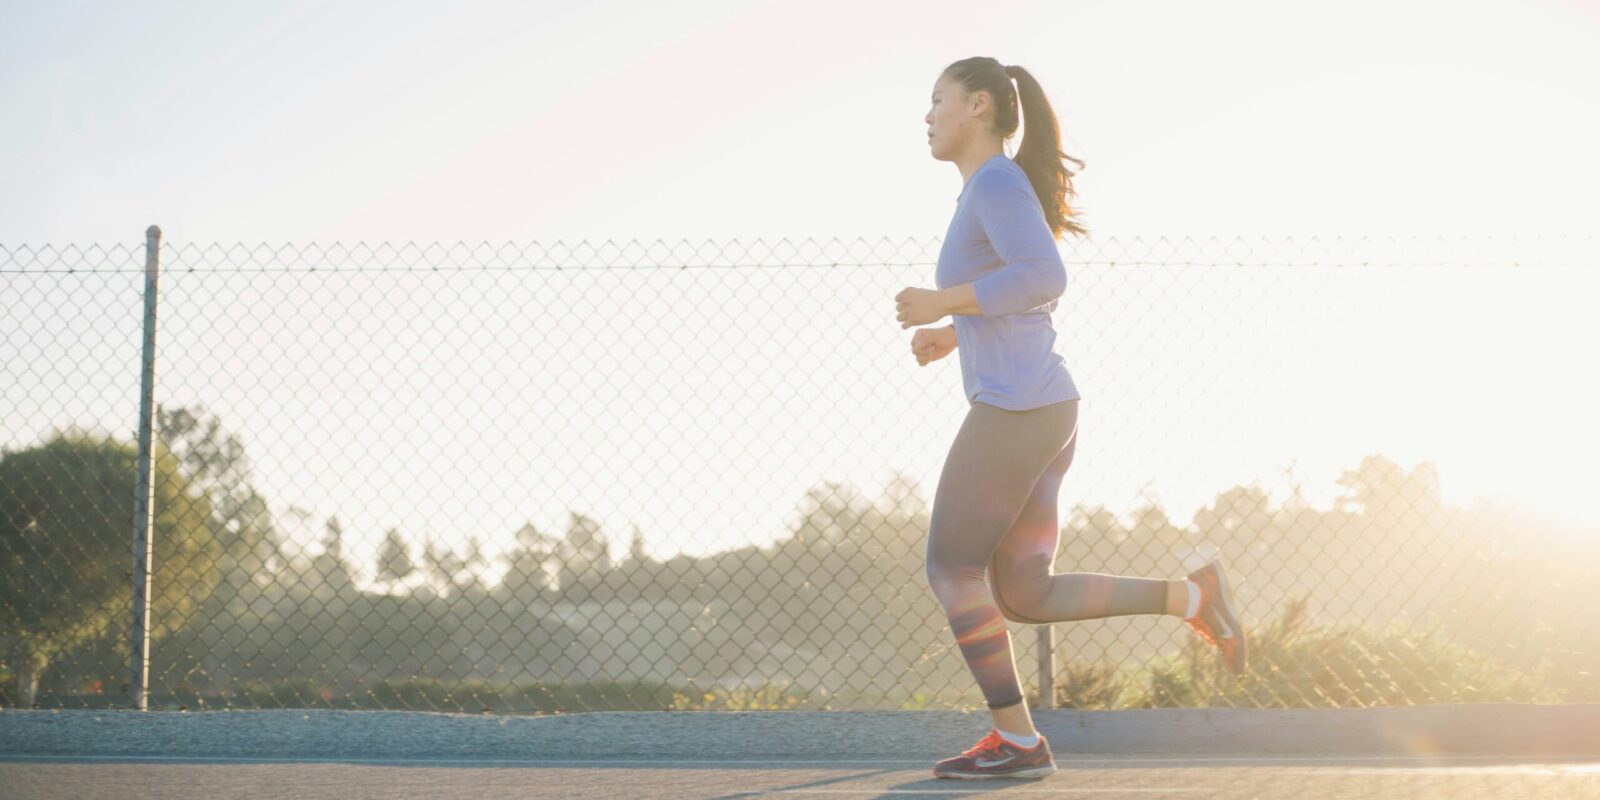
top-left (4, 0), bottom-right (1598, 577)
top-left (6, 0), bottom-right (1600, 242)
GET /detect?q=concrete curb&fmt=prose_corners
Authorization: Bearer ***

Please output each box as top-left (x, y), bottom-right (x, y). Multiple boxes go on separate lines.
top-left (2, 704), bottom-right (1597, 760)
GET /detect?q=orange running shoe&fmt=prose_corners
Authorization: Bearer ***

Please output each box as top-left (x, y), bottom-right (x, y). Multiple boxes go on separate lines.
top-left (932, 728), bottom-right (1056, 780)
top-left (1182, 558), bottom-right (1247, 675)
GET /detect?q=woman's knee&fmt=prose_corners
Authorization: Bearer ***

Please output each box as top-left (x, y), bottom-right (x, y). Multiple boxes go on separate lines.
top-left (988, 553), bottom-right (1052, 623)
top-left (991, 575), bottom-right (1050, 623)
top-left (993, 595), bottom-right (1043, 624)
top-left (924, 557), bottom-right (985, 607)
top-left (923, 556), bottom-right (969, 588)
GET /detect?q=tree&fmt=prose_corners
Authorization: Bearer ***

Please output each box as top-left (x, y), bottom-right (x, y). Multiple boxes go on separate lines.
top-left (1130, 500), bottom-right (1180, 542)
top-left (1067, 503), bottom-right (1123, 539)
top-left (788, 481), bottom-right (869, 548)
top-left (375, 527), bottom-right (415, 588)
top-left (1193, 485), bottom-right (1273, 539)
top-left (458, 534), bottom-right (491, 597)
top-left (627, 524), bottom-right (649, 566)
top-left (422, 535), bottom-right (469, 598)
top-left (152, 404), bottom-right (279, 693)
top-left (156, 404), bottom-right (282, 585)
top-left (309, 515), bottom-right (355, 601)
top-left (321, 515), bottom-right (346, 562)
top-left (1335, 454), bottom-right (1442, 525)
top-left (499, 521), bottom-right (558, 602)
top-left (0, 428), bottom-right (221, 706)
top-left (877, 471), bottom-right (928, 520)
top-left (557, 512), bottom-right (611, 593)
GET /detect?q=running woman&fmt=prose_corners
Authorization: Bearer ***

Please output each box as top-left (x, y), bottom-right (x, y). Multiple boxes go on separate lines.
top-left (895, 57), bottom-right (1248, 781)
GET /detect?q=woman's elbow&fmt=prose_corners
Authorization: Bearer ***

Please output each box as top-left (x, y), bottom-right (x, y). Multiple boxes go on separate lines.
top-left (1041, 262), bottom-right (1067, 304)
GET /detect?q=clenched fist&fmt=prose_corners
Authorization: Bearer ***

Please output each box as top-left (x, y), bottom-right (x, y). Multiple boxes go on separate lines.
top-left (911, 325), bottom-right (957, 366)
top-left (895, 286), bottom-right (947, 329)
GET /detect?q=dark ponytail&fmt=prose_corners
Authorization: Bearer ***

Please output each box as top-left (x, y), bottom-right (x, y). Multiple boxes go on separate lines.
top-left (944, 57), bottom-right (1087, 240)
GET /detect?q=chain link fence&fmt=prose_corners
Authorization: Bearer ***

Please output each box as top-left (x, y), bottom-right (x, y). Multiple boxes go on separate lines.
top-left (3, 230), bottom-right (1598, 714)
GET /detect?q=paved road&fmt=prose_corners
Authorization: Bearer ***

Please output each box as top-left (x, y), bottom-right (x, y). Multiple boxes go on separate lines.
top-left (6, 705), bottom-right (1600, 798)
top-left (5, 753), bottom-right (1600, 799)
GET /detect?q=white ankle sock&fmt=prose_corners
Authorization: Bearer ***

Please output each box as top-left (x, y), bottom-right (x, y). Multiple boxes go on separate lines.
top-left (1183, 580), bottom-right (1201, 618)
top-left (997, 728), bottom-right (1040, 749)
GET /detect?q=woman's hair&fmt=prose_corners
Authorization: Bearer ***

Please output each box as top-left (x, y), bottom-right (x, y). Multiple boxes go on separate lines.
top-left (942, 57), bottom-right (1087, 240)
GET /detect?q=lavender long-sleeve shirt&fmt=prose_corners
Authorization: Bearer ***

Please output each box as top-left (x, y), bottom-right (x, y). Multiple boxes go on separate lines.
top-left (934, 154), bottom-right (1081, 410)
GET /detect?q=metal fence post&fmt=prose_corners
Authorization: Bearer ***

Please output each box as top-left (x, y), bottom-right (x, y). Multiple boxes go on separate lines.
top-left (131, 224), bottom-right (162, 711)
top-left (1036, 625), bottom-right (1054, 709)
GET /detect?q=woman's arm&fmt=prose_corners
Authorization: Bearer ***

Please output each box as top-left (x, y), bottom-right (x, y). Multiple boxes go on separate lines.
top-left (934, 284), bottom-right (982, 317)
top-left (961, 170), bottom-right (1068, 316)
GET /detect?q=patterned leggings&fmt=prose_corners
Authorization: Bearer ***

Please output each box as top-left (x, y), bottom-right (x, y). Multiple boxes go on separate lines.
top-left (924, 398), bottom-right (1169, 710)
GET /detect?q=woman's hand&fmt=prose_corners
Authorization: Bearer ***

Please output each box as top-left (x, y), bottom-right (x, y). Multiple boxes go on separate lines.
top-left (911, 325), bottom-right (957, 366)
top-left (895, 286), bottom-right (948, 329)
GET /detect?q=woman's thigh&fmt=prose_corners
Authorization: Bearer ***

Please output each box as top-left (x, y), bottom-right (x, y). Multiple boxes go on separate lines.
top-left (926, 399), bottom-right (1079, 574)
top-left (987, 420), bottom-right (1077, 619)
top-left (995, 417), bottom-right (1077, 566)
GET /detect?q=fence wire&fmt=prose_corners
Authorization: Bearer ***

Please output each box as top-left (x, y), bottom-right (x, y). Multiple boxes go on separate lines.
top-left (2, 233), bottom-right (1597, 713)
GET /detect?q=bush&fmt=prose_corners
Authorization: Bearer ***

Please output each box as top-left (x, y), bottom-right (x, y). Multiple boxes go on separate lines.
top-left (1128, 595), bottom-right (1561, 708)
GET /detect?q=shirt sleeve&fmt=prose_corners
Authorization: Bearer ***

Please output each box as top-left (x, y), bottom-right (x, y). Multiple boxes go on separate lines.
top-left (968, 170), bottom-right (1068, 316)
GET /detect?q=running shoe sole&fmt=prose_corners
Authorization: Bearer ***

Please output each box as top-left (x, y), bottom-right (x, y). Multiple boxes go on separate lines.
top-left (1185, 559), bottom-right (1248, 675)
top-left (933, 729), bottom-right (1057, 779)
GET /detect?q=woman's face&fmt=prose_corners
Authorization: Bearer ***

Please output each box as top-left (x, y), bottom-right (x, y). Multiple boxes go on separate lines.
top-left (925, 74), bottom-right (985, 161)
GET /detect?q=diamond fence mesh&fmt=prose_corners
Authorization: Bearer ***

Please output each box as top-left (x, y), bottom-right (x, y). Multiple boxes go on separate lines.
top-left (2, 232), bottom-right (1597, 714)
